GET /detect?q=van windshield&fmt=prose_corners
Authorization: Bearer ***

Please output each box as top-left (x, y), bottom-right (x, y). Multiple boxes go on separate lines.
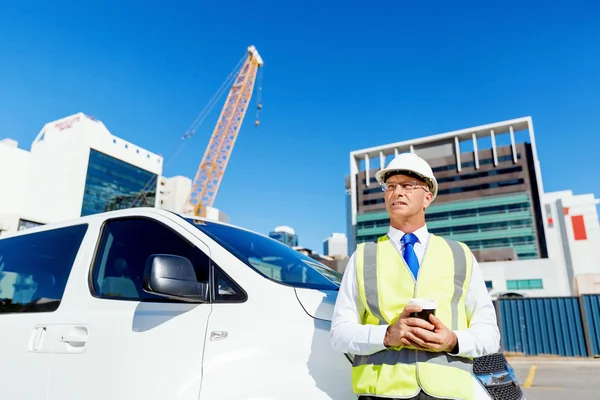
top-left (183, 218), bottom-right (342, 291)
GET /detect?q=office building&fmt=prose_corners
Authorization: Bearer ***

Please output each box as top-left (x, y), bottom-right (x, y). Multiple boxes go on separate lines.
top-left (348, 117), bottom-right (547, 261)
top-left (0, 112), bottom-right (225, 237)
top-left (293, 245), bottom-right (349, 274)
top-left (323, 233), bottom-right (348, 257)
top-left (269, 226), bottom-right (298, 247)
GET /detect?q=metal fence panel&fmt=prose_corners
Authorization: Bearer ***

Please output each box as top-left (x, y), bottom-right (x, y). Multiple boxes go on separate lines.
top-left (498, 297), bottom-right (588, 357)
top-left (582, 295), bottom-right (600, 357)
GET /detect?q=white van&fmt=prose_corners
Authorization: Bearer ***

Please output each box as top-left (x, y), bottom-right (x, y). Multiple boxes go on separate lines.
top-left (0, 208), bottom-right (523, 400)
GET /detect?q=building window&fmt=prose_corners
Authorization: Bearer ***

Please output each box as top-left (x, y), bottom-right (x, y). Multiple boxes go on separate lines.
top-left (363, 187), bottom-right (383, 195)
top-left (437, 166), bottom-right (523, 184)
top-left (485, 280), bottom-right (493, 289)
top-left (81, 149), bottom-right (157, 216)
top-left (363, 198), bottom-right (385, 206)
top-left (506, 279), bottom-right (543, 290)
top-left (431, 154), bottom-right (520, 173)
top-left (437, 178), bottom-right (525, 196)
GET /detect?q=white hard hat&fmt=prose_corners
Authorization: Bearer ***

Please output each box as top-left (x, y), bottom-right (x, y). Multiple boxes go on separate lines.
top-left (375, 152), bottom-right (438, 201)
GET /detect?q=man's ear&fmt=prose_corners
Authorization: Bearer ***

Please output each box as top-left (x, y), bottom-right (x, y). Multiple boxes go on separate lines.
top-left (422, 192), bottom-right (433, 210)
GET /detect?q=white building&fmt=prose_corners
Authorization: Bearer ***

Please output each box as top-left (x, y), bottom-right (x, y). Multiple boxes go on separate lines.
top-left (323, 233), bottom-right (348, 257)
top-left (157, 175), bottom-right (229, 223)
top-left (482, 190), bottom-right (600, 298)
top-left (158, 175), bottom-right (191, 213)
top-left (0, 112), bottom-right (225, 236)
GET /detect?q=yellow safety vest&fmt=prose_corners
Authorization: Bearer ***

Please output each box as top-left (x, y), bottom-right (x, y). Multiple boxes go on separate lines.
top-left (353, 233), bottom-right (474, 400)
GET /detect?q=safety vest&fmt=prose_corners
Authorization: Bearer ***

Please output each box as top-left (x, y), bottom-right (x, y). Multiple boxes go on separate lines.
top-left (352, 233), bottom-right (474, 400)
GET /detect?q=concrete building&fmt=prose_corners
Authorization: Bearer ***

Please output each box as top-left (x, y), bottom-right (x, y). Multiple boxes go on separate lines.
top-left (347, 116), bottom-right (600, 297)
top-left (482, 190), bottom-right (600, 298)
top-left (158, 175), bottom-right (192, 214)
top-left (0, 112), bottom-right (225, 236)
top-left (269, 226), bottom-right (298, 247)
top-left (158, 175), bottom-right (228, 223)
top-left (293, 246), bottom-right (349, 274)
top-left (323, 233), bottom-right (348, 257)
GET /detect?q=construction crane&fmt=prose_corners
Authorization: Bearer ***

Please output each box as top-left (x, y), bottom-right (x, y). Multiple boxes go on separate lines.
top-left (184, 45), bottom-right (263, 218)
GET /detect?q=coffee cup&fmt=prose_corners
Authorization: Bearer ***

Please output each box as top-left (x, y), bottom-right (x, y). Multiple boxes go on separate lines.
top-left (408, 298), bottom-right (437, 322)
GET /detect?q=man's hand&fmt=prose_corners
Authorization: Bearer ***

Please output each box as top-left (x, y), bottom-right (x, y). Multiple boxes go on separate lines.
top-left (408, 314), bottom-right (458, 353)
top-left (383, 304), bottom-right (435, 348)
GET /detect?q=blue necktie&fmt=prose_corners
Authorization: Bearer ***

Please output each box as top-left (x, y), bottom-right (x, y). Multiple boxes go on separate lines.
top-left (401, 233), bottom-right (420, 279)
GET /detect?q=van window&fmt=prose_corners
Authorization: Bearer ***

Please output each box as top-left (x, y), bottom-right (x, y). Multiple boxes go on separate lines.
top-left (91, 217), bottom-right (212, 301)
top-left (0, 224), bottom-right (88, 314)
top-left (183, 218), bottom-right (342, 291)
top-left (214, 266), bottom-right (247, 303)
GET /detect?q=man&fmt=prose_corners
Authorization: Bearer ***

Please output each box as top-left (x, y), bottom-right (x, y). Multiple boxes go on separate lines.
top-left (330, 152), bottom-right (500, 400)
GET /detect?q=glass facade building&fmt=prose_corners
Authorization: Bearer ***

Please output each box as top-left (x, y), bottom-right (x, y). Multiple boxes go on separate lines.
top-left (81, 149), bottom-right (157, 216)
top-left (356, 192), bottom-right (540, 260)
top-left (269, 231), bottom-right (299, 247)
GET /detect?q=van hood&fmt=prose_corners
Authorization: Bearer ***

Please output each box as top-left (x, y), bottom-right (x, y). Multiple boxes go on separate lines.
top-left (294, 288), bottom-right (338, 321)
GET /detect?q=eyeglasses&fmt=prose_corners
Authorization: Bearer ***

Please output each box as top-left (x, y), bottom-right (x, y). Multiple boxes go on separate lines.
top-left (382, 180), bottom-right (428, 193)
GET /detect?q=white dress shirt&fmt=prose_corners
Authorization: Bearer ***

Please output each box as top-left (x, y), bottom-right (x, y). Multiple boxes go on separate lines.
top-left (330, 224), bottom-right (501, 359)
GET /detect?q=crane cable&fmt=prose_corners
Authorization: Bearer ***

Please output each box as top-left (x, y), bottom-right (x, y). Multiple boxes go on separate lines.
top-left (182, 53), bottom-right (247, 140)
top-left (129, 51), bottom-right (249, 207)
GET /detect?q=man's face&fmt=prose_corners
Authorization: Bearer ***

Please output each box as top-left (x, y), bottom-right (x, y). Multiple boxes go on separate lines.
top-left (383, 173), bottom-right (433, 219)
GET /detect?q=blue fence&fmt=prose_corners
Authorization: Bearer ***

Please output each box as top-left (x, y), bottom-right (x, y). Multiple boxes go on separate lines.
top-left (582, 295), bottom-right (600, 357)
top-left (498, 297), bottom-right (589, 357)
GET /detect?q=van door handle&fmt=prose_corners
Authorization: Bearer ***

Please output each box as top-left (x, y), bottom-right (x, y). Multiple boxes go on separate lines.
top-left (60, 326), bottom-right (90, 347)
top-left (210, 331), bottom-right (228, 341)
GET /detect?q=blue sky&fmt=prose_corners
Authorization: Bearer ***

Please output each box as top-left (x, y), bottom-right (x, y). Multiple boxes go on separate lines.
top-left (1, 1), bottom-right (599, 251)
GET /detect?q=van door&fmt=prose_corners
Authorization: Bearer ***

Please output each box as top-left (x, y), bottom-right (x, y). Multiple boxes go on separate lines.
top-left (0, 224), bottom-right (89, 399)
top-left (47, 216), bottom-right (213, 400)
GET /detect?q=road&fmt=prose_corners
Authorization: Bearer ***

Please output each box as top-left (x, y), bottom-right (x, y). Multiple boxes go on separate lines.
top-left (508, 358), bottom-right (600, 399)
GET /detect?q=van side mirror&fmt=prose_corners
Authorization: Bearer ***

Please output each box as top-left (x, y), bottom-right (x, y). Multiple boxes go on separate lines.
top-left (143, 254), bottom-right (209, 303)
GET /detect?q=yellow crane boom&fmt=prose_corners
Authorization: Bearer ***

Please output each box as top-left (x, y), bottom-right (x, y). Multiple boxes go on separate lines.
top-left (185, 45), bottom-right (263, 218)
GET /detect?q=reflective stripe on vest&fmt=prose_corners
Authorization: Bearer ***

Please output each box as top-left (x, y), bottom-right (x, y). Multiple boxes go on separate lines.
top-left (352, 234), bottom-right (474, 400)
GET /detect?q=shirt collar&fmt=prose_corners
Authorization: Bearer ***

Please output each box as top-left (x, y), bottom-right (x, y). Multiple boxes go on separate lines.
top-left (388, 224), bottom-right (430, 246)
